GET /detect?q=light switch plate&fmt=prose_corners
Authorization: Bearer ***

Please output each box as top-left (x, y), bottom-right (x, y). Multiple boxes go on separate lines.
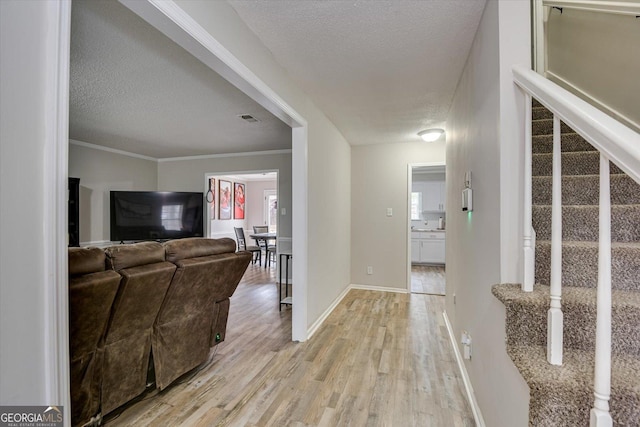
top-left (386, 208), bottom-right (393, 217)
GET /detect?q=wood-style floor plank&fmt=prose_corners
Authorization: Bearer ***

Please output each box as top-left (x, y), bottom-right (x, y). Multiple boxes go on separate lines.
top-left (105, 263), bottom-right (474, 426)
top-left (411, 264), bottom-right (446, 295)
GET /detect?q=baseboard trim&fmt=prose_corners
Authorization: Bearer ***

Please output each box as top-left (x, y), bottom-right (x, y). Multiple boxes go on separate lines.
top-left (306, 284), bottom-right (352, 340)
top-left (349, 283), bottom-right (409, 294)
top-left (443, 310), bottom-right (485, 427)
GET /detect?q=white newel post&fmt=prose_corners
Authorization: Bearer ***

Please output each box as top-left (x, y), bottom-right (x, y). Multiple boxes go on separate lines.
top-left (523, 93), bottom-right (535, 292)
top-left (547, 115), bottom-right (563, 365)
top-left (590, 154), bottom-right (613, 427)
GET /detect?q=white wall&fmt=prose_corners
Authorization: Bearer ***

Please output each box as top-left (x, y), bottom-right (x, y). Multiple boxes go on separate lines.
top-left (351, 141), bottom-right (445, 289)
top-left (245, 179), bottom-right (277, 232)
top-left (0, 0), bottom-right (56, 405)
top-left (547, 8), bottom-right (640, 131)
top-left (68, 141), bottom-right (158, 244)
top-left (166, 0), bottom-right (353, 329)
top-left (205, 174), bottom-right (248, 240)
top-left (445, 1), bottom-right (530, 425)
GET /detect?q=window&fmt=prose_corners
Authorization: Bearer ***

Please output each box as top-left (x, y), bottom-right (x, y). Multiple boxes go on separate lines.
top-left (411, 192), bottom-right (422, 220)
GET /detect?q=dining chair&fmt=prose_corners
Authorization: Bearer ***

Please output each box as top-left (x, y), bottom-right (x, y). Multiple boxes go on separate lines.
top-left (253, 225), bottom-right (276, 267)
top-left (234, 227), bottom-right (261, 265)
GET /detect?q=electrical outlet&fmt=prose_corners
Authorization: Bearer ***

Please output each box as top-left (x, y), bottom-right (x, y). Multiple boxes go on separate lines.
top-left (367, 266), bottom-right (373, 275)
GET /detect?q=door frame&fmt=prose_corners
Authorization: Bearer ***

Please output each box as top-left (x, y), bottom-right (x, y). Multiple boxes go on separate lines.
top-left (45, 0), bottom-right (311, 416)
top-left (406, 162), bottom-right (446, 292)
top-left (203, 169), bottom-right (279, 239)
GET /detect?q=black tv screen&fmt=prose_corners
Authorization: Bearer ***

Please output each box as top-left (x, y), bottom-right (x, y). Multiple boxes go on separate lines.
top-left (110, 191), bottom-right (204, 242)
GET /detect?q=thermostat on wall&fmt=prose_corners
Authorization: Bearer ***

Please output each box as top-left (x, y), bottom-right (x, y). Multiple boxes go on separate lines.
top-left (462, 188), bottom-right (473, 212)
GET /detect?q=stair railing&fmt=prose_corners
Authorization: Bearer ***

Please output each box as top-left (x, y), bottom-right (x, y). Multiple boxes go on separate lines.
top-left (513, 64), bottom-right (640, 427)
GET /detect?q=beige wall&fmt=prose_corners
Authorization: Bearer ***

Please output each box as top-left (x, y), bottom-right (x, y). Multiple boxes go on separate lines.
top-left (351, 141), bottom-right (445, 288)
top-left (173, 0), bottom-right (352, 329)
top-left (547, 8), bottom-right (640, 131)
top-left (68, 142), bottom-right (158, 243)
top-left (445, 1), bottom-right (530, 425)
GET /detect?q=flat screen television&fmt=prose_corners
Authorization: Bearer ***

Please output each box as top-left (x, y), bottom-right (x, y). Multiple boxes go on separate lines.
top-left (110, 191), bottom-right (204, 242)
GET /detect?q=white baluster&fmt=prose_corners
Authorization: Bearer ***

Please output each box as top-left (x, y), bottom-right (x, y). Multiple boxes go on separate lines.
top-left (523, 94), bottom-right (535, 292)
top-left (590, 154), bottom-right (613, 427)
top-left (547, 115), bottom-right (563, 365)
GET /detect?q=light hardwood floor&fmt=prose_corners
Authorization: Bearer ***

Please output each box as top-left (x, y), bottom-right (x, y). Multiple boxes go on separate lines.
top-left (411, 265), bottom-right (446, 295)
top-left (105, 263), bottom-right (473, 426)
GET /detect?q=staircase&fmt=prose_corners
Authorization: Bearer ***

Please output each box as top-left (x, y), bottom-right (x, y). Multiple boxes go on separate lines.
top-left (493, 99), bottom-right (640, 426)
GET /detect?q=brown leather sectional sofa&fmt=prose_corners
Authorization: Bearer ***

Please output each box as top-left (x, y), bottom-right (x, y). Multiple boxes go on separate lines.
top-left (68, 238), bottom-right (251, 426)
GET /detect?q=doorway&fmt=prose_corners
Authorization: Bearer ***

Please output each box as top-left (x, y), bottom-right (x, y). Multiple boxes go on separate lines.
top-left (43, 0), bottom-right (311, 415)
top-left (204, 171), bottom-right (278, 241)
top-left (407, 163), bottom-right (446, 295)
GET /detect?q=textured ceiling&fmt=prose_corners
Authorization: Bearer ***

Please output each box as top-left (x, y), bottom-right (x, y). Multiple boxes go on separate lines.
top-left (70, 0), bottom-right (487, 157)
top-left (228, 0), bottom-right (487, 145)
top-left (69, 0), bottom-right (292, 159)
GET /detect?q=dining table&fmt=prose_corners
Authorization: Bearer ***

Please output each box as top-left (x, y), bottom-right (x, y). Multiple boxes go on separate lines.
top-left (249, 232), bottom-right (277, 267)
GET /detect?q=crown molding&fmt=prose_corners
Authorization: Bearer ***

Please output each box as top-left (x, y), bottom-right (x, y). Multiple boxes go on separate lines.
top-left (69, 139), bottom-right (158, 161)
top-left (70, 139), bottom-right (292, 163)
top-left (158, 149), bottom-right (292, 162)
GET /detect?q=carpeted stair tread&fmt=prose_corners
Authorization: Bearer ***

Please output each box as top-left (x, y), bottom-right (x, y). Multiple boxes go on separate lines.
top-left (532, 174), bottom-right (640, 205)
top-left (532, 133), bottom-right (594, 153)
top-left (533, 151), bottom-right (623, 176)
top-left (533, 106), bottom-right (553, 120)
top-left (500, 99), bottom-right (640, 426)
top-left (533, 119), bottom-right (575, 135)
top-left (535, 240), bottom-right (640, 291)
top-left (492, 284), bottom-right (640, 357)
top-left (532, 204), bottom-right (640, 242)
top-left (506, 344), bottom-right (640, 426)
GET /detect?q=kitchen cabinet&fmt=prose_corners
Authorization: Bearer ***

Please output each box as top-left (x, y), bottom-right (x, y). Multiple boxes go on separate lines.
top-left (420, 181), bottom-right (446, 212)
top-left (411, 239), bottom-right (420, 262)
top-left (411, 231), bottom-right (445, 264)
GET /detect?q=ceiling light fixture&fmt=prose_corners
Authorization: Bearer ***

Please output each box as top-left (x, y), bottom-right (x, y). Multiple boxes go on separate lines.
top-left (418, 128), bottom-right (444, 142)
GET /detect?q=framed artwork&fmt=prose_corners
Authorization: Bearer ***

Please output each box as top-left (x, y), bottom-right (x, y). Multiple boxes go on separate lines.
top-left (234, 182), bottom-right (245, 219)
top-left (218, 180), bottom-right (232, 220)
top-left (206, 177), bottom-right (215, 219)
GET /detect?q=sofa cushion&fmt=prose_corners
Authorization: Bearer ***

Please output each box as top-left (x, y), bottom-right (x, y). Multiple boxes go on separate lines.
top-left (163, 237), bottom-right (236, 263)
top-left (105, 241), bottom-right (165, 271)
top-left (69, 247), bottom-right (106, 276)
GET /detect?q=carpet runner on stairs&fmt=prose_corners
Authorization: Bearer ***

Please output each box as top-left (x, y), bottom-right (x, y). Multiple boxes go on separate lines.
top-left (493, 99), bottom-right (640, 426)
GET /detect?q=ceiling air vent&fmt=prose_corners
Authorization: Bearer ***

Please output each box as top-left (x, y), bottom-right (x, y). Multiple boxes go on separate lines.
top-left (238, 114), bottom-right (259, 123)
